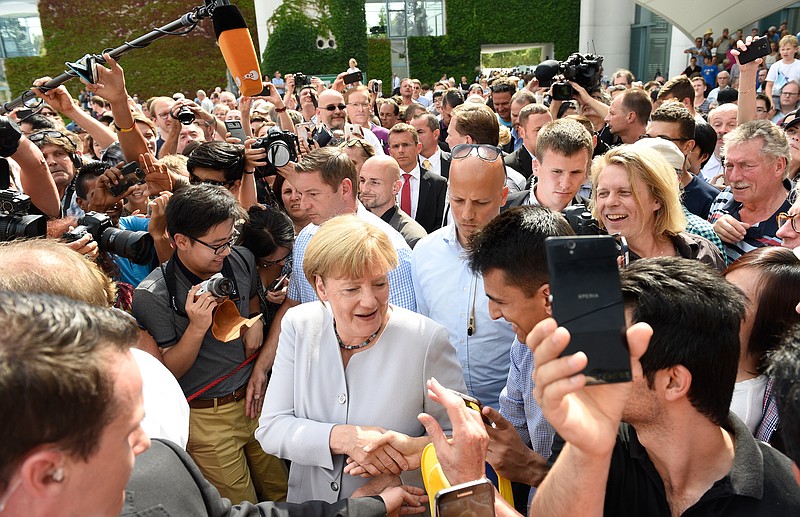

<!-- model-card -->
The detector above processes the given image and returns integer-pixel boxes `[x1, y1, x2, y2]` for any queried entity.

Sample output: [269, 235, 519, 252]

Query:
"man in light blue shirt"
[466, 205, 573, 493]
[411, 144, 514, 410]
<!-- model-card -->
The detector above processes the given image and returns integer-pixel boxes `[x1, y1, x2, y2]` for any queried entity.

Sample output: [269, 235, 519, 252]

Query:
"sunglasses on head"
[28, 130, 68, 143]
[451, 144, 502, 162]
[323, 104, 347, 112]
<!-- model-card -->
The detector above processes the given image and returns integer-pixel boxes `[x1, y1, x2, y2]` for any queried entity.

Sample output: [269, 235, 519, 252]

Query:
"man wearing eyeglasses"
[411, 143, 516, 410]
[772, 80, 800, 124]
[132, 184, 289, 505]
[648, 103, 720, 220]
[317, 89, 348, 134]
[343, 86, 386, 155]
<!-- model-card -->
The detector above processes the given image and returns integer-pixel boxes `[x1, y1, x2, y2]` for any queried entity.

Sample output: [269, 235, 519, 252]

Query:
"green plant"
[367, 38, 392, 96]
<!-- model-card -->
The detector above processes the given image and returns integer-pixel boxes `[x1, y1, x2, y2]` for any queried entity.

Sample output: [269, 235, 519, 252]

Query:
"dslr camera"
[171, 104, 195, 125]
[293, 73, 311, 87]
[251, 127, 299, 177]
[63, 211, 154, 264]
[535, 53, 604, 101]
[197, 272, 235, 298]
[0, 189, 46, 241]
[562, 204, 601, 235]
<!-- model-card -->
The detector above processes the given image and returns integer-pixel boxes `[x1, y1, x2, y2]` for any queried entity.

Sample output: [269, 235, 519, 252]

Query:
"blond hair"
[304, 215, 398, 294]
[590, 145, 686, 237]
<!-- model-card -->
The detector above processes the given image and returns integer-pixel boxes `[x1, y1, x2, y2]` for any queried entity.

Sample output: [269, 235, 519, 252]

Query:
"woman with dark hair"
[273, 174, 310, 234]
[240, 206, 295, 333]
[724, 246, 800, 443]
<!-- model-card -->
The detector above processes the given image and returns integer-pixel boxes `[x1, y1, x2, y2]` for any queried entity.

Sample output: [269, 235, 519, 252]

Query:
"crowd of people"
[2, 19, 800, 517]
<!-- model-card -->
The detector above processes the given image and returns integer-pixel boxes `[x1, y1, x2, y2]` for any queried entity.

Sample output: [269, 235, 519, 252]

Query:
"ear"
[540, 283, 552, 317]
[416, 142, 423, 154]
[391, 179, 402, 196]
[792, 462, 800, 486]
[18, 448, 67, 501]
[173, 233, 193, 252]
[76, 197, 88, 211]
[340, 177, 353, 197]
[315, 276, 328, 301]
[774, 156, 788, 178]
[500, 185, 509, 206]
[682, 139, 696, 156]
[465, 135, 475, 145]
[663, 365, 692, 401]
[531, 157, 540, 178]
[229, 179, 241, 196]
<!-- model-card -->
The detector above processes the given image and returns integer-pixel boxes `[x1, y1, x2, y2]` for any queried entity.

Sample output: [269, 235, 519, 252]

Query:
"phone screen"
[435, 480, 495, 517]
[545, 235, 631, 384]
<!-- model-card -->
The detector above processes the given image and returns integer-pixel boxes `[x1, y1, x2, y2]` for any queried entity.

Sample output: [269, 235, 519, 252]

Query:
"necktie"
[401, 173, 412, 214]
[423, 159, 431, 171]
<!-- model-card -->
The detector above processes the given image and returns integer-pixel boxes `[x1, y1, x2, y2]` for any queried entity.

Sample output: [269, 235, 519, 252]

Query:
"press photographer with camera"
[132, 183, 289, 504]
[158, 98, 226, 159]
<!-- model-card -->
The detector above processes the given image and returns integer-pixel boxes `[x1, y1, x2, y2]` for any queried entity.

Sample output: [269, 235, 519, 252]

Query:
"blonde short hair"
[590, 145, 686, 237]
[304, 215, 398, 293]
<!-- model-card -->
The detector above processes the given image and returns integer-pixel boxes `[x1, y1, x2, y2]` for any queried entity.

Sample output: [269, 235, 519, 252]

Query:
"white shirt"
[700, 153, 723, 183]
[730, 375, 769, 434]
[397, 163, 422, 218]
[131, 348, 190, 449]
[421, 148, 443, 177]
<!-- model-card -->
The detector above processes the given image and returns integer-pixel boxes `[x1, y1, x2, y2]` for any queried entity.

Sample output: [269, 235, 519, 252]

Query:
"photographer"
[158, 99, 226, 159]
[132, 184, 289, 504]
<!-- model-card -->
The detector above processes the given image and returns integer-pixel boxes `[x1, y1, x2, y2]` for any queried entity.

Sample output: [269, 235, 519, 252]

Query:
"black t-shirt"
[549, 414, 800, 516]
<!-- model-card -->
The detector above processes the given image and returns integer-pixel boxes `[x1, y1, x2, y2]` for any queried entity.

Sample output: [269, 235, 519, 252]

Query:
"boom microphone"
[212, 4, 263, 97]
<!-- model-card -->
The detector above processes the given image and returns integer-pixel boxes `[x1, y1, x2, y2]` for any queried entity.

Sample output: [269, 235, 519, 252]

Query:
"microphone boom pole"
[0, 0, 231, 114]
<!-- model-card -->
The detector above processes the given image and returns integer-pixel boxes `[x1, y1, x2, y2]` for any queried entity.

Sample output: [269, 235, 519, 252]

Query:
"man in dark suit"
[504, 104, 552, 180]
[389, 123, 448, 233]
[410, 112, 452, 178]
[503, 118, 593, 212]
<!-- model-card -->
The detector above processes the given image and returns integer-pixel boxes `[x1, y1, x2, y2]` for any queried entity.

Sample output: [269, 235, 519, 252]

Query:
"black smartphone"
[343, 71, 363, 85]
[258, 83, 271, 97]
[545, 235, 631, 384]
[312, 125, 334, 147]
[225, 120, 248, 143]
[738, 36, 770, 65]
[434, 479, 495, 517]
[109, 161, 145, 197]
[66, 54, 97, 84]
[268, 272, 289, 292]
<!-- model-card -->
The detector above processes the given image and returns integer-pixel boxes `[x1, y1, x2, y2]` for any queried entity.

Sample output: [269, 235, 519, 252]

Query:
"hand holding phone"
[737, 36, 770, 65]
[435, 479, 495, 517]
[225, 120, 248, 144]
[343, 71, 363, 85]
[268, 273, 289, 292]
[109, 162, 146, 197]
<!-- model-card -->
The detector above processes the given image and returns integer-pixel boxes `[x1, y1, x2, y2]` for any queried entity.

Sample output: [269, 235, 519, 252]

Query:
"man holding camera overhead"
[132, 184, 289, 505]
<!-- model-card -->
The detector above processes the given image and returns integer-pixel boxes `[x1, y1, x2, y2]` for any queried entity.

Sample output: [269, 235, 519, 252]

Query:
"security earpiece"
[51, 468, 64, 482]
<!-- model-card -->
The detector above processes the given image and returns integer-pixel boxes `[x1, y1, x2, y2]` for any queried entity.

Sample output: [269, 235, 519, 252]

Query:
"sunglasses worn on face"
[451, 143, 502, 162]
[323, 104, 347, 112]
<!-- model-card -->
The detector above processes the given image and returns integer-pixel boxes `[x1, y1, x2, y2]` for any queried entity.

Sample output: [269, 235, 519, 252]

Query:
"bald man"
[411, 146, 516, 409]
[317, 89, 347, 131]
[359, 155, 428, 248]
[700, 103, 738, 183]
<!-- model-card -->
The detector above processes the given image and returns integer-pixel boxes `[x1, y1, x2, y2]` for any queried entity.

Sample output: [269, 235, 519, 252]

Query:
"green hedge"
[367, 38, 392, 95]
[408, 0, 581, 85]
[6, 0, 259, 100]
[261, 0, 368, 78]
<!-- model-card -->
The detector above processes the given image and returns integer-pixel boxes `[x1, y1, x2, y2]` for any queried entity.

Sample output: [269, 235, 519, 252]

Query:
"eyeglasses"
[193, 229, 239, 255]
[639, 134, 689, 143]
[782, 91, 799, 97]
[258, 249, 292, 268]
[451, 144, 502, 162]
[28, 130, 67, 143]
[189, 173, 234, 188]
[347, 102, 370, 110]
[323, 104, 347, 112]
[777, 212, 799, 233]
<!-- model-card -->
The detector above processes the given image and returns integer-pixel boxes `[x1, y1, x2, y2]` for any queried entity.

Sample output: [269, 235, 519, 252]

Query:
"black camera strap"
[161, 249, 245, 317]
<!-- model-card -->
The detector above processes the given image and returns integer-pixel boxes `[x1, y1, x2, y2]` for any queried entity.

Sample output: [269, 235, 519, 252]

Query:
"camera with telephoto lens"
[535, 53, 604, 101]
[196, 272, 235, 298]
[0, 189, 46, 241]
[294, 73, 310, 87]
[62, 211, 154, 264]
[562, 204, 601, 235]
[251, 127, 299, 177]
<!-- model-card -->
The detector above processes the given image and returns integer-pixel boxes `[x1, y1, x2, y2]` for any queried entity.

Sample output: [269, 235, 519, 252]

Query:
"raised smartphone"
[109, 161, 145, 197]
[544, 235, 631, 384]
[343, 71, 363, 85]
[738, 36, 770, 65]
[225, 120, 248, 144]
[435, 479, 495, 517]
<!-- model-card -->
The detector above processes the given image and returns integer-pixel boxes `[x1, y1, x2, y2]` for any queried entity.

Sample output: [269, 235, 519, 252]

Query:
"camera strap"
[161, 250, 245, 318]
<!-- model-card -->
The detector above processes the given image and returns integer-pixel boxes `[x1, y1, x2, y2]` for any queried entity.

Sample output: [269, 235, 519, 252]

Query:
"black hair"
[441, 89, 465, 109]
[620, 257, 745, 427]
[693, 122, 717, 169]
[74, 160, 109, 200]
[240, 206, 295, 259]
[766, 323, 800, 464]
[467, 206, 574, 296]
[21, 114, 55, 131]
[165, 184, 245, 240]
[186, 141, 245, 182]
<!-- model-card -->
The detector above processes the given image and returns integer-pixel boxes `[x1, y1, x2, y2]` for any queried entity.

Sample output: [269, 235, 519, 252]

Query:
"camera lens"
[100, 227, 154, 265]
[0, 214, 47, 241]
[567, 240, 576, 250]
[206, 277, 235, 297]
[176, 106, 195, 125]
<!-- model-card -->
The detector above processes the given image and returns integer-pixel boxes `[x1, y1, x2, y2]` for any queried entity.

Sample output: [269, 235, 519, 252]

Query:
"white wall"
[579, 0, 636, 80]
[254, 0, 284, 61]
[668, 27, 694, 78]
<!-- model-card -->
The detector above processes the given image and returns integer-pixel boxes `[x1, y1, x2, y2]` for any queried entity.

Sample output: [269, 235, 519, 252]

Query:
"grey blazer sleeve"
[122, 439, 387, 517]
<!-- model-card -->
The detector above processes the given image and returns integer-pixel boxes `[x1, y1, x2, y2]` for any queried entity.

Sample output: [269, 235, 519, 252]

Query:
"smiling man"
[465, 205, 573, 497]
[709, 120, 792, 262]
